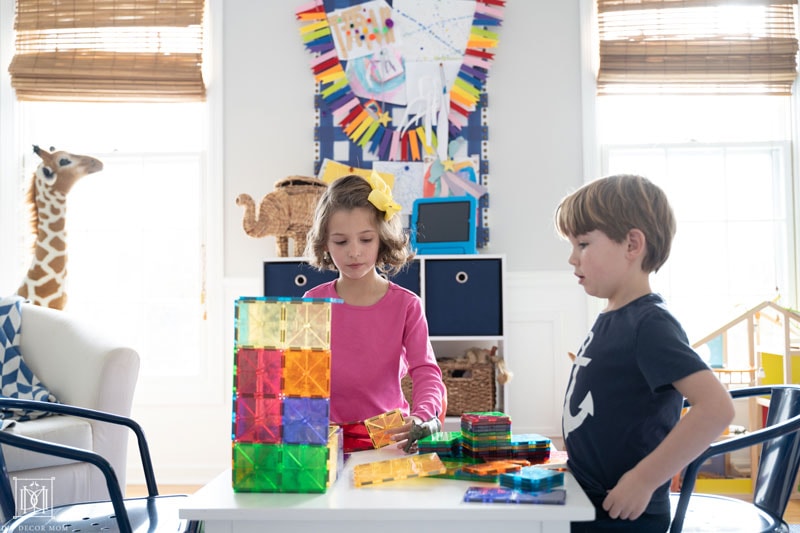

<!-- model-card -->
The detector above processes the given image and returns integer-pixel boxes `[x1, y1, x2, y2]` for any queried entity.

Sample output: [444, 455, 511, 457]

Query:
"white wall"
[142, 0, 591, 485]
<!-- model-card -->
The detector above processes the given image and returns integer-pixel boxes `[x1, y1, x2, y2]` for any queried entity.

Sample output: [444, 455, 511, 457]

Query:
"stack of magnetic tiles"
[231, 296, 342, 493]
[418, 411, 551, 463]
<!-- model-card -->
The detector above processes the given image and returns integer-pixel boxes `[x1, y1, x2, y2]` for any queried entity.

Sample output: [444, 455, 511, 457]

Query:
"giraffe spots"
[25, 265, 48, 281]
[47, 204, 64, 218]
[34, 278, 61, 299]
[49, 235, 66, 250]
[48, 255, 66, 273]
[48, 218, 66, 232]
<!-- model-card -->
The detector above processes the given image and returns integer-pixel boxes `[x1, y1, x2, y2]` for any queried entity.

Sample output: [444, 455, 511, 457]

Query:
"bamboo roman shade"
[8, 0, 206, 102]
[597, 0, 799, 95]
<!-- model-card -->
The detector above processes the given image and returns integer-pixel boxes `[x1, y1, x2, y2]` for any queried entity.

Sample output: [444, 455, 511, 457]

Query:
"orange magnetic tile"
[353, 453, 446, 487]
[364, 409, 405, 448]
[462, 460, 523, 476]
[283, 349, 331, 398]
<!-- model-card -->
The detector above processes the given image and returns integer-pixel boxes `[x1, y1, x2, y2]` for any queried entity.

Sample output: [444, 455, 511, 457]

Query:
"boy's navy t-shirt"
[562, 293, 710, 517]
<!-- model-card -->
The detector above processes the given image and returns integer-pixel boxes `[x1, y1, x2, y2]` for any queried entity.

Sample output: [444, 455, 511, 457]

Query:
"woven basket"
[402, 359, 496, 417]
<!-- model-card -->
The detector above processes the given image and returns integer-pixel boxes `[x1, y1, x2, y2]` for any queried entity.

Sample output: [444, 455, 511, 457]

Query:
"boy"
[555, 174, 735, 532]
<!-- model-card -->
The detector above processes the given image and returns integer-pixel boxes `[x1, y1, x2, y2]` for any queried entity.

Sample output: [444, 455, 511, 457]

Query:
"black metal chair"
[0, 398, 197, 533]
[670, 384, 800, 533]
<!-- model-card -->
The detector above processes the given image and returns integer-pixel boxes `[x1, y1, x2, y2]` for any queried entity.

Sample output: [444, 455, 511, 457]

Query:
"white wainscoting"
[504, 271, 589, 439]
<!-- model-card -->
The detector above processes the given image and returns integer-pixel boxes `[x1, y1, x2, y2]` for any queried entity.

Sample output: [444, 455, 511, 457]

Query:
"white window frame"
[0, 0, 226, 406]
[578, 0, 800, 332]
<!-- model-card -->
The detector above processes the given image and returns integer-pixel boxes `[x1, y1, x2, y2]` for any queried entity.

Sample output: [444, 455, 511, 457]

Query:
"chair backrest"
[671, 385, 800, 533]
[750, 385, 800, 516]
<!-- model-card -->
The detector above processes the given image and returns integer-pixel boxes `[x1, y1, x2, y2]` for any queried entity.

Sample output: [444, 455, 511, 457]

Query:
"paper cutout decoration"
[326, 1, 397, 61]
[296, 0, 505, 161]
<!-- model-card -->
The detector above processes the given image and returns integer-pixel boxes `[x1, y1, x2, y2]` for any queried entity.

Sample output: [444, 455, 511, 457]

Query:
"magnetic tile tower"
[232, 296, 339, 493]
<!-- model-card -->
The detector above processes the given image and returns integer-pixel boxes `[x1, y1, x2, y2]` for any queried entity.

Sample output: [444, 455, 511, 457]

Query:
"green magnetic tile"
[232, 443, 283, 492]
[282, 444, 329, 470]
[233, 466, 281, 492]
[232, 442, 283, 469]
[281, 467, 328, 493]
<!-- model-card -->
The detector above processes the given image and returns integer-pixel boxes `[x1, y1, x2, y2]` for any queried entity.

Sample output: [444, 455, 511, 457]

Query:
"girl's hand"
[385, 416, 423, 452]
[387, 416, 442, 453]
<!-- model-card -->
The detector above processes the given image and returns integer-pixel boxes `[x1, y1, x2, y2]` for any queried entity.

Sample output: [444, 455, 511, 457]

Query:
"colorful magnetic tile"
[283, 349, 331, 397]
[235, 299, 283, 348]
[510, 433, 551, 448]
[499, 466, 565, 492]
[281, 444, 329, 493]
[234, 348, 282, 396]
[433, 458, 497, 483]
[232, 443, 283, 492]
[461, 411, 511, 424]
[283, 397, 330, 445]
[364, 409, 405, 448]
[352, 453, 447, 487]
[283, 299, 333, 350]
[327, 425, 343, 487]
[462, 460, 523, 476]
[234, 395, 282, 443]
[463, 486, 567, 505]
[418, 431, 462, 457]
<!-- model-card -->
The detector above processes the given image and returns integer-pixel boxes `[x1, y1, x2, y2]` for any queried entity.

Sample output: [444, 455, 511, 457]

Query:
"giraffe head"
[17, 146, 105, 310]
[32, 145, 104, 196]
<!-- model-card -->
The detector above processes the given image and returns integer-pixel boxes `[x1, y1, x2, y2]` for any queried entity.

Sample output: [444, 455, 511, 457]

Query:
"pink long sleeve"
[304, 281, 445, 424]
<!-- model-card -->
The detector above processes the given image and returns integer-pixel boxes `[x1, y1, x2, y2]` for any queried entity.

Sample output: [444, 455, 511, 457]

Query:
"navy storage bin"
[424, 258, 503, 336]
[263, 260, 421, 298]
[263, 261, 337, 297]
[383, 260, 420, 295]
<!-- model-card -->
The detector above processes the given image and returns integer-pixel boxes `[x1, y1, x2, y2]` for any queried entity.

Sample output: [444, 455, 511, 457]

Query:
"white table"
[179, 447, 595, 533]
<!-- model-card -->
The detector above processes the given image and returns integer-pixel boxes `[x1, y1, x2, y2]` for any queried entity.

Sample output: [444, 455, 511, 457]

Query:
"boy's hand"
[602, 469, 654, 521]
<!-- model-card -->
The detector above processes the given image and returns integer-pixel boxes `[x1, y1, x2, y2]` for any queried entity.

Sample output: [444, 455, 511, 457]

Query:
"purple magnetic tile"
[283, 398, 329, 445]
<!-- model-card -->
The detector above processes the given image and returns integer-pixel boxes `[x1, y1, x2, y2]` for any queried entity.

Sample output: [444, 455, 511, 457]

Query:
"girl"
[304, 173, 446, 453]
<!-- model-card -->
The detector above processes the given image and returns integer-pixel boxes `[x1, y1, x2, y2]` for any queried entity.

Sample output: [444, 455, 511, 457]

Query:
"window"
[584, 1, 800, 364]
[0, 1, 221, 403]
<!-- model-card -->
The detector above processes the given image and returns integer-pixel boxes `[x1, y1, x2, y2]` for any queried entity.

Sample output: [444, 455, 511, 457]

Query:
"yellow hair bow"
[366, 170, 402, 221]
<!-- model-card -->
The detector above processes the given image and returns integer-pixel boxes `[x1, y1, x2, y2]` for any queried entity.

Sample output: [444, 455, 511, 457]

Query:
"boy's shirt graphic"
[563, 331, 594, 438]
[562, 294, 709, 517]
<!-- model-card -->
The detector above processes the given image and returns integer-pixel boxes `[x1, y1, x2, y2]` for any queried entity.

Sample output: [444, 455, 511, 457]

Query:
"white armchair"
[2, 303, 139, 507]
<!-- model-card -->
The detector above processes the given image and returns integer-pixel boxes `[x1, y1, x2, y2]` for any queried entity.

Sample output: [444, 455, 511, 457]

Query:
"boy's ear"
[626, 229, 647, 258]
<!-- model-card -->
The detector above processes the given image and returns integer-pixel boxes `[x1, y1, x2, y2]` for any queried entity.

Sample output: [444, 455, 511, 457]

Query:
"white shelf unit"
[262, 254, 507, 422]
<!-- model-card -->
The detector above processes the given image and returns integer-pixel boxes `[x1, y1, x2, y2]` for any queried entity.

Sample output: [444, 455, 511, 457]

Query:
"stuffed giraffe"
[16, 145, 104, 310]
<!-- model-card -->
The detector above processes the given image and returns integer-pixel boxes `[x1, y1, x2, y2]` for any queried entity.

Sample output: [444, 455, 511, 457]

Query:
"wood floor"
[128, 485, 800, 524]
[784, 497, 800, 523]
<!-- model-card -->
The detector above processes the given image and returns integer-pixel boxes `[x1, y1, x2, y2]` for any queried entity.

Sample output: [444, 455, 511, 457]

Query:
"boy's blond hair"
[555, 174, 676, 273]
[305, 174, 412, 276]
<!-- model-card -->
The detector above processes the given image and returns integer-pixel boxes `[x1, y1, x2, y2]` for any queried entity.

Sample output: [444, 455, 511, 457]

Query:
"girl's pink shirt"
[304, 280, 445, 424]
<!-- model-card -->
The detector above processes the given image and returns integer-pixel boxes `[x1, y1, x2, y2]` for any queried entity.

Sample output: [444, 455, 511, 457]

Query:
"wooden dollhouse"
[690, 300, 800, 494]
